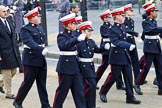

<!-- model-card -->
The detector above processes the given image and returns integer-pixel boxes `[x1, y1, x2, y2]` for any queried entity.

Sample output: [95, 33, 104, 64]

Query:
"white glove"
[138, 33, 142, 37]
[104, 43, 110, 50]
[12, 6, 17, 10]
[138, 39, 143, 45]
[42, 48, 48, 55]
[129, 44, 135, 51]
[77, 34, 86, 42]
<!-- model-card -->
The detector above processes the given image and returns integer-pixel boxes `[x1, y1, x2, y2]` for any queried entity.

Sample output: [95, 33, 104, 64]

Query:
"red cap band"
[79, 25, 92, 31]
[61, 17, 76, 25]
[100, 13, 111, 19]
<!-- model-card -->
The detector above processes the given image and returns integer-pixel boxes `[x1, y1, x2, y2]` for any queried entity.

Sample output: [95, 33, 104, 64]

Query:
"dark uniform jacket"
[0, 18, 19, 69]
[56, 29, 80, 75]
[20, 23, 46, 67]
[100, 22, 111, 55]
[142, 17, 162, 54]
[124, 17, 138, 44]
[109, 23, 132, 65]
[77, 39, 104, 78]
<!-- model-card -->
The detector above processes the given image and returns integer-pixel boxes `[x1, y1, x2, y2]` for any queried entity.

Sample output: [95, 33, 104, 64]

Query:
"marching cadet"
[13, 7, 51, 108]
[134, 4, 162, 95]
[123, 4, 141, 84]
[77, 21, 109, 108]
[139, 1, 158, 86]
[99, 7, 141, 104]
[96, 9, 125, 91]
[53, 13, 87, 108]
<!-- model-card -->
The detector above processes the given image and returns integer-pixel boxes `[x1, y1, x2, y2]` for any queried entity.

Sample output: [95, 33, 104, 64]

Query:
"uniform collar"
[65, 29, 72, 34]
[29, 23, 38, 27]
[104, 22, 110, 25]
[114, 22, 122, 27]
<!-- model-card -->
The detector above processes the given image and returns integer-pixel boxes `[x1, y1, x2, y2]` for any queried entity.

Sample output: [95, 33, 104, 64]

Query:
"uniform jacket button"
[83, 65, 86, 67]
[29, 52, 31, 54]
[115, 51, 117, 53]
[66, 59, 69, 61]
[149, 41, 151, 44]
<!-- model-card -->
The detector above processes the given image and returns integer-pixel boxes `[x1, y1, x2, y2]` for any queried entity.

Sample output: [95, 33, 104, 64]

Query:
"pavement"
[1, 8, 162, 108]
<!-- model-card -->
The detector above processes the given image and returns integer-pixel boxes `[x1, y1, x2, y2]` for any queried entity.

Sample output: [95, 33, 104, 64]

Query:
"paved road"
[0, 58, 162, 108]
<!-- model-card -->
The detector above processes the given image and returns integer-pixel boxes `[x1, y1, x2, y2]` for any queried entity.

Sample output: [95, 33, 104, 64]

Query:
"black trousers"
[84, 78, 96, 108]
[53, 73, 86, 108]
[100, 64, 134, 98]
[14, 65, 50, 108]
[129, 48, 140, 81]
[136, 53, 162, 89]
[96, 55, 124, 87]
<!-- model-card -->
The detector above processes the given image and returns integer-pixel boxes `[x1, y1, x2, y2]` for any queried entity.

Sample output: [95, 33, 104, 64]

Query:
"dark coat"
[100, 22, 111, 55]
[20, 23, 46, 67]
[142, 17, 162, 54]
[77, 39, 104, 78]
[0, 18, 19, 69]
[124, 17, 138, 44]
[109, 23, 131, 65]
[56, 29, 80, 75]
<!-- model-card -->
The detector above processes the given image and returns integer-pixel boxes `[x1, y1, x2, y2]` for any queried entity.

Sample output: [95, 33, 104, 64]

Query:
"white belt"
[103, 38, 110, 42]
[24, 44, 45, 49]
[39, 44, 45, 47]
[60, 51, 77, 55]
[145, 35, 160, 39]
[111, 44, 116, 47]
[78, 57, 93, 62]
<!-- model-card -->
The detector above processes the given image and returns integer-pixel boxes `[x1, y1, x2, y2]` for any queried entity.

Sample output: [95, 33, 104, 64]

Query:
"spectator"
[0, 5, 20, 99]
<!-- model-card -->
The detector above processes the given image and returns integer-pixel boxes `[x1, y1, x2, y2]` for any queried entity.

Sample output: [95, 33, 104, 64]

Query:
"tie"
[4, 20, 10, 32]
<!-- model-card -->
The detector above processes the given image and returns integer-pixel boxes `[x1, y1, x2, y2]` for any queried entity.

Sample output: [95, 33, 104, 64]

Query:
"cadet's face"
[126, 10, 133, 16]
[0, 6, 8, 18]
[30, 14, 41, 24]
[104, 17, 112, 23]
[152, 11, 158, 18]
[82, 29, 92, 38]
[116, 14, 125, 24]
[68, 22, 77, 31]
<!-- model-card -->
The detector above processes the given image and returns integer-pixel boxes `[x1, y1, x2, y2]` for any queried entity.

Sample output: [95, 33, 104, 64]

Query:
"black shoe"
[134, 85, 143, 95]
[116, 85, 126, 90]
[126, 97, 141, 104]
[0, 87, 5, 94]
[153, 79, 159, 86]
[19, 70, 23, 73]
[143, 80, 148, 84]
[96, 86, 99, 90]
[6, 94, 15, 99]
[13, 102, 23, 108]
[99, 92, 107, 103]
[158, 89, 162, 95]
